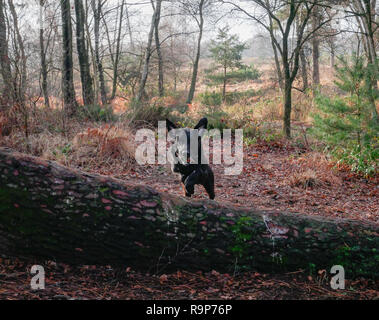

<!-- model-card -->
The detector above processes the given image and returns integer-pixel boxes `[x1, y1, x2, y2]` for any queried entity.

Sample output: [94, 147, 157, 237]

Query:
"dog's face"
[166, 118, 208, 171]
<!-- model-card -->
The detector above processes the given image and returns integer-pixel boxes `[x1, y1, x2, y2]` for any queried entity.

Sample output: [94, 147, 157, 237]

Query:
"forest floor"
[1, 258, 378, 300]
[116, 138, 379, 224]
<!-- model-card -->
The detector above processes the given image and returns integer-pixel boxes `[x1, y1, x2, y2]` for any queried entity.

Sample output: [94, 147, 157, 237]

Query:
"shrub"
[288, 169, 322, 189]
[225, 89, 259, 105]
[205, 110, 230, 131]
[206, 64, 261, 85]
[71, 125, 136, 172]
[198, 89, 259, 107]
[198, 91, 223, 107]
[126, 100, 173, 127]
[312, 56, 379, 176]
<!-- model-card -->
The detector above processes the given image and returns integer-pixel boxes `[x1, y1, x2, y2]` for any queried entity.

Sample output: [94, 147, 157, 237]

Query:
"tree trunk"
[0, 147, 378, 277]
[39, 0, 50, 109]
[84, 2, 98, 103]
[154, 2, 164, 98]
[8, 0, 26, 107]
[330, 45, 335, 68]
[272, 39, 283, 92]
[136, 0, 162, 103]
[282, 25, 293, 140]
[300, 49, 308, 91]
[110, 0, 125, 100]
[0, 0, 14, 111]
[186, 0, 205, 105]
[92, 0, 107, 106]
[312, 8, 320, 87]
[74, 0, 94, 106]
[267, 6, 283, 93]
[222, 66, 227, 102]
[283, 78, 292, 139]
[60, 0, 78, 116]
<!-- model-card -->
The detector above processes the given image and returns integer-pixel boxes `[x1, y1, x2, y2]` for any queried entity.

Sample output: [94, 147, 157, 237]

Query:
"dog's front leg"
[182, 172, 200, 198]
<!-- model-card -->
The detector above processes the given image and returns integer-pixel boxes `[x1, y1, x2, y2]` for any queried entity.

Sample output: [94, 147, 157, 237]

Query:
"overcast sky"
[17, 0, 361, 53]
[21, 0, 266, 45]
[114, 0, 262, 42]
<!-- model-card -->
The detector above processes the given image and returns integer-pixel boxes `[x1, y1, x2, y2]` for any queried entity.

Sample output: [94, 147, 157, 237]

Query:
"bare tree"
[74, 0, 94, 105]
[61, 0, 78, 115]
[92, 0, 107, 105]
[181, 0, 210, 104]
[222, 0, 333, 138]
[312, 5, 321, 86]
[39, 0, 50, 108]
[102, 0, 127, 100]
[347, 0, 379, 122]
[266, 0, 284, 91]
[323, 6, 338, 68]
[153, 0, 164, 97]
[136, 0, 162, 103]
[8, 0, 27, 108]
[349, 0, 378, 65]
[300, 48, 309, 91]
[112, 0, 125, 100]
[0, 0, 14, 110]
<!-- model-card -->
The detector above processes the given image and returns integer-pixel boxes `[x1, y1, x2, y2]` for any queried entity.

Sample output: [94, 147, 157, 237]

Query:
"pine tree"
[208, 27, 247, 102]
[312, 55, 379, 176]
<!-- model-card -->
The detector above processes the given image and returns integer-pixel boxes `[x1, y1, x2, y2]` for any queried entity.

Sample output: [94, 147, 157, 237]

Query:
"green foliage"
[51, 143, 72, 160]
[205, 109, 230, 132]
[243, 128, 283, 145]
[332, 245, 379, 278]
[209, 26, 247, 71]
[78, 104, 117, 122]
[199, 89, 259, 108]
[208, 27, 248, 100]
[225, 89, 259, 105]
[206, 65, 261, 85]
[230, 217, 253, 259]
[312, 56, 379, 176]
[198, 91, 223, 107]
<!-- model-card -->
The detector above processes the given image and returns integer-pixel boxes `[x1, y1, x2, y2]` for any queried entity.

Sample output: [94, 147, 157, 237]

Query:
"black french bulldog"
[166, 118, 215, 200]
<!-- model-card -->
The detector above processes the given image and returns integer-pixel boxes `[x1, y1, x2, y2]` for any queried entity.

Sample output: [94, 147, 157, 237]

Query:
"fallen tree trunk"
[0, 147, 378, 278]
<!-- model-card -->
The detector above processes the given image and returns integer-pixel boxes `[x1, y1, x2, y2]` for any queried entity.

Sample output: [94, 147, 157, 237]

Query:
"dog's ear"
[194, 118, 208, 130]
[166, 119, 177, 132]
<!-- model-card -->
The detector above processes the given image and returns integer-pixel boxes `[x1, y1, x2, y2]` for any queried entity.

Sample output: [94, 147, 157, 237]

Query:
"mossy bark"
[0, 148, 378, 278]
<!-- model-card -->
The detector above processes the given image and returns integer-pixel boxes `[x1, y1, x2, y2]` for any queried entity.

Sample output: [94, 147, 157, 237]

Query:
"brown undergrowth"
[0, 111, 137, 175]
